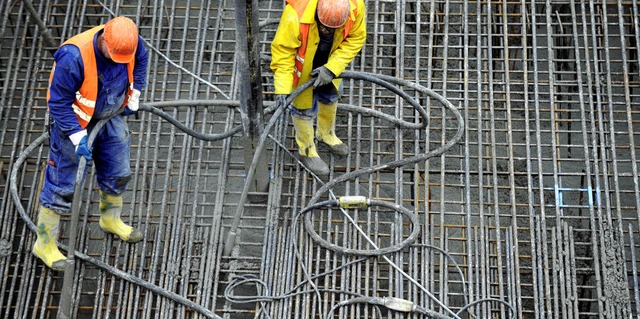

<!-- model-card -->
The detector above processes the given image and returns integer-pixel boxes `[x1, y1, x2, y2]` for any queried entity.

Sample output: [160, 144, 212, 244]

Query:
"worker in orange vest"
[34, 16, 148, 270]
[271, 0, 366, 176]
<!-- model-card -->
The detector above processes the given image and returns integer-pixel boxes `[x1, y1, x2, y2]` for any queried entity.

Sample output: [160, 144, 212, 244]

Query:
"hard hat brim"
[318, 19, 347, 29]
[108, 49, 136, 64]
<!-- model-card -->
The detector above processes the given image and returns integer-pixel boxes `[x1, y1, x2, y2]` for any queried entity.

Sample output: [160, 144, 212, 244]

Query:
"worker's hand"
[127, 89, 141, 111]
[275, 94, 288, 109]
[310, 66, 335, 88]
[75, 135, 92, 161]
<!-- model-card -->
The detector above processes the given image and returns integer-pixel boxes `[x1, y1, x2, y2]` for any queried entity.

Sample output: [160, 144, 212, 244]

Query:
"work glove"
[127, 89, 141, 111]
[74, 135, 92, 161]
[310, 66, 335, 88]
[275, 94, 288, 109]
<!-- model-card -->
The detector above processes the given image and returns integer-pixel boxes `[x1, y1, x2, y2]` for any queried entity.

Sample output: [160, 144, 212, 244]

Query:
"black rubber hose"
[301, 199, 421, 256]
[326, 296, 453, 319]
[16, 4, 460, 315]
[223, 78, 316, 255]
[9, 128, 223, 319]
[307, 71, 464, 207]
[298, 199, 339, 213]
[59, 113, 119, 319]
[224, 70, 433, 254]
[32, 76, 426, 148]
[20, 0, 58, 54]
[10, 133, 48, 234]
[145, 95, 431, 132]
[11, 70, 460, 318]
[454, 298, 516, 318]
[137, 103, 243, 141]
[299, 72, 464, 257]
[337, 71, 430, 130]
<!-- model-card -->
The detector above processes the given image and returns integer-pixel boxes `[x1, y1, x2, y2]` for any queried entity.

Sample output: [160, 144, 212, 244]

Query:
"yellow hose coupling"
[338, 196, 368, 209]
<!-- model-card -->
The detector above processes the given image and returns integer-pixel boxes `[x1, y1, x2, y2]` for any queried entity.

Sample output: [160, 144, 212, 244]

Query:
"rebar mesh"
[1, 0, 639, 318]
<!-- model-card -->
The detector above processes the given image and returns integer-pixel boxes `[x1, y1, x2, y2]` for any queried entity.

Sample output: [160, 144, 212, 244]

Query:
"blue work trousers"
[290, 83, 341, 120]
[40, 115, 131, 213]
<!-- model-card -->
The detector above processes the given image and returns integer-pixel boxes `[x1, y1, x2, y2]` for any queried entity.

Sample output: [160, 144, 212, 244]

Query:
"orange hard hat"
[317, 0, 350, 28]
[103, 16, 138, 63]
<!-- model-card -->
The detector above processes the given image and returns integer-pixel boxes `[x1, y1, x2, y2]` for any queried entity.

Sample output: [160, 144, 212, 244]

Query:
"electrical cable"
[305, 71, 465, 207]
[295, 73, 466, 318]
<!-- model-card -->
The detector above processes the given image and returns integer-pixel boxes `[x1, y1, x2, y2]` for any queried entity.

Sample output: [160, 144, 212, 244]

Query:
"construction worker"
[33, 16, 148, 270]
[271, 0, 366, 176]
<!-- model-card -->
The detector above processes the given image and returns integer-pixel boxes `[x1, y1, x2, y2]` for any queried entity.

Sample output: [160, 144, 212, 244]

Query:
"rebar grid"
[1, 0, 639, 319]
[0, 1, 269, 318]
[262, 0, 640, 318]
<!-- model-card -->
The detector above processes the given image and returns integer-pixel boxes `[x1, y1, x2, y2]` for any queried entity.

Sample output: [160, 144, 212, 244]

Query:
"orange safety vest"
[287, 0, 358, 86]
[47, 25, 135, 128]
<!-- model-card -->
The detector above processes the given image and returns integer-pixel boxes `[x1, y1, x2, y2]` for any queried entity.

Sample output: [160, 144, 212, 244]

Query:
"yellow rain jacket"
[271, 0, 366, 109]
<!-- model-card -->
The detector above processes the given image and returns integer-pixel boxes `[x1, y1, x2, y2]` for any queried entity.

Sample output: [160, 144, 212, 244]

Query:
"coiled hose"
[219, 71, 507, 319]
[10, 113, 223, 319]
[10, 71, 516, 318]
[11, 1, 504, 317]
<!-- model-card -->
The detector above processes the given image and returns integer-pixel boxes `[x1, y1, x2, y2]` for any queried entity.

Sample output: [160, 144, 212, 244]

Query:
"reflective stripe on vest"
[47, 25, 135, 128]
[288, 0, 358, 86]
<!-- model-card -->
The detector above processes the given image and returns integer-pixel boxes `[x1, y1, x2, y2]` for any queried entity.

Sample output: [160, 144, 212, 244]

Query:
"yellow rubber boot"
[291, 116, 329, 176]
[316, 102, 349, 156]
[32, 206, 67, 270]
[99, 191, 143, 243]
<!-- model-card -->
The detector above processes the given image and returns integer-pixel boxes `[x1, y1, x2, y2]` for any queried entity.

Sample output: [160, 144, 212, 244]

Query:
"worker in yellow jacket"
[271, 0, 366, 176]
